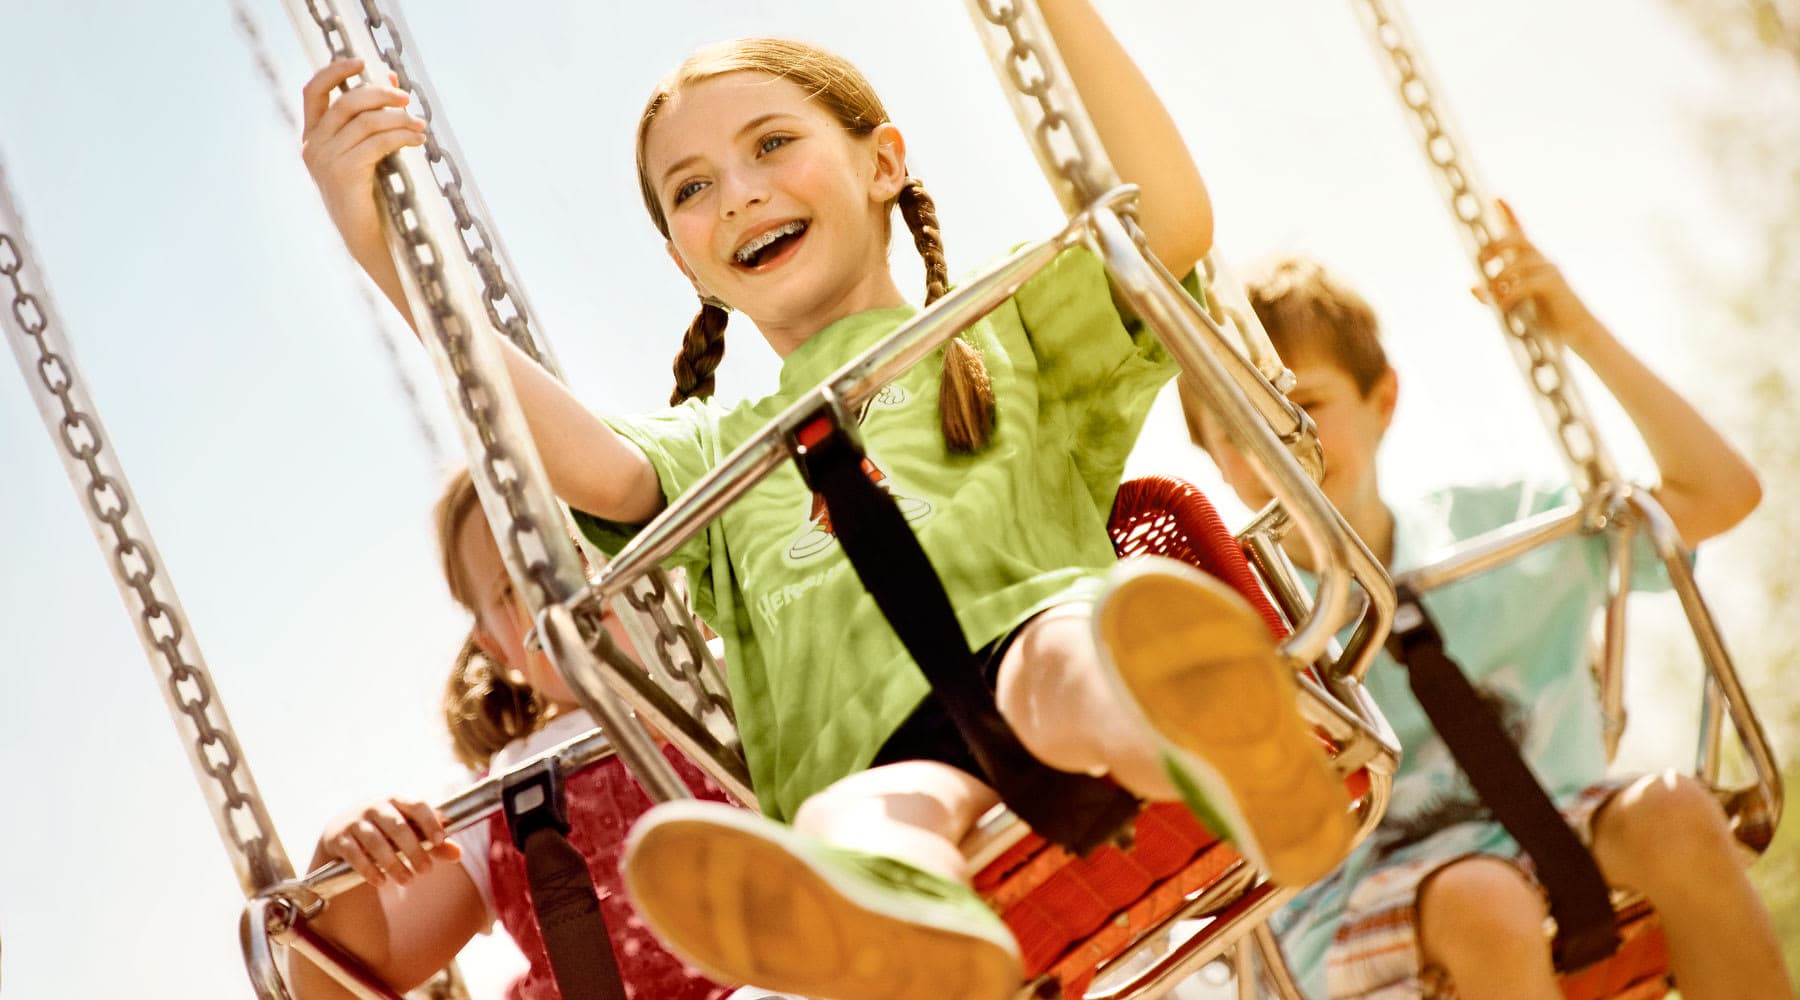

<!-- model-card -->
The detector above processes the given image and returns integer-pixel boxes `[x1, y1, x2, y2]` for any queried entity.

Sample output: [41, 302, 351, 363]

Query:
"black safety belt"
[1385, 585, 1620, 971]
[502, 760, 629, 1000]
[789, 411, 1140, 856]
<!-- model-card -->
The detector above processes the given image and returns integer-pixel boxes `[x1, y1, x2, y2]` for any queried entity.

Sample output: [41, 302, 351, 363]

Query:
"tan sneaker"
[1092, 555, 1354, 886]
[623, 800, 1022, 1000]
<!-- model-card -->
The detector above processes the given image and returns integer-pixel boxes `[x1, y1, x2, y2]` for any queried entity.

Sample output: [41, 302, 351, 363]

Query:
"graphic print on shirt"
[785, 383, 933, 562]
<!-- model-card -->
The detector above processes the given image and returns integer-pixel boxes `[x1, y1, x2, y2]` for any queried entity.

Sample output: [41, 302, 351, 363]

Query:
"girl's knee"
[1418, 857, 1550, 961]
[793, 761, 995, 842]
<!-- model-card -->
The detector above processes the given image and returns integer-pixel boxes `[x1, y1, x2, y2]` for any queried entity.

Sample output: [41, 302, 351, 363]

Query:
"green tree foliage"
[1662, 0, 1800, 973]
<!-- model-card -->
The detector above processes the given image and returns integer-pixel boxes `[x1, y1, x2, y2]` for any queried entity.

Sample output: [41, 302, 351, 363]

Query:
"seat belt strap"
[1386, 585, 1620, 971]
[502, 760, 629, 1000]
[790, 412, 1139, 855]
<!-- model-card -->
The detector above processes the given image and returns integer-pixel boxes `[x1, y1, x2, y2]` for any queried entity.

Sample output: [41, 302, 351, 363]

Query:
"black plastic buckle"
[501, 758, 571, 851]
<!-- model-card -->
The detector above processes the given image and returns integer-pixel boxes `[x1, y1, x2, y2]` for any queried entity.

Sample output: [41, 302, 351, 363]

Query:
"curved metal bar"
[1085, 210, 1357, 668]
[1598, 514, 1634, 761]
[241, 898, 298, 1000]
[0, 161, 295, 896]
[1393, 503, 1587, 594]
[1623, 489, 1783, 848]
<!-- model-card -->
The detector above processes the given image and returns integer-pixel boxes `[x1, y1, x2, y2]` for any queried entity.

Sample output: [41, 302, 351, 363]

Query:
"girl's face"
[643, 71, 909, 350]
[456, 513, 575, 706]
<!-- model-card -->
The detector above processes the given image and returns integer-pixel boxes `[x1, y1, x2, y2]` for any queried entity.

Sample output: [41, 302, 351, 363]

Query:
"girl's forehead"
[645, 72, 824, 157]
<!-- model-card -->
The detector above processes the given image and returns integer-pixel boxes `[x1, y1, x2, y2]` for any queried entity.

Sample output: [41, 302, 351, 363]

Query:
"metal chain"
[0, 191, 291, 896]
[340, 0, 741, 735]
[354, 0, 551, 370]
[1348, 0, 1618, 497]
[231, 0, 452, 471]
[970, 0, 1114, 214]
[295, 1, 564, 610]
[621, 570, 738, 739]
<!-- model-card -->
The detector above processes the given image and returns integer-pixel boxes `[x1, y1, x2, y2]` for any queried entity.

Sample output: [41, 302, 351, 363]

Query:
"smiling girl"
[301, 7, 1350, 998]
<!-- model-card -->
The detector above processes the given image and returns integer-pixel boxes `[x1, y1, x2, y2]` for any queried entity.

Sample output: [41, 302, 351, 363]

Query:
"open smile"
[731, 219, 810, 271]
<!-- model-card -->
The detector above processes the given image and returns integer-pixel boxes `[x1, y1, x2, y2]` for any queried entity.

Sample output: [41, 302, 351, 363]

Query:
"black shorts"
[868, 622, 1028, 782]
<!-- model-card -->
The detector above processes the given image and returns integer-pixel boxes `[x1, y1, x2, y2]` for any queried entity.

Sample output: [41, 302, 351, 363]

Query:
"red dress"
[486, 742, 735, 1000]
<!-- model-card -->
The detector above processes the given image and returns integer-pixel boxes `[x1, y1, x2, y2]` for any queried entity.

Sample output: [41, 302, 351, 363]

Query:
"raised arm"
[1478, 201, 1762, 547]
[1036, 0, 1214, 273]
[299, 59, 663, 524]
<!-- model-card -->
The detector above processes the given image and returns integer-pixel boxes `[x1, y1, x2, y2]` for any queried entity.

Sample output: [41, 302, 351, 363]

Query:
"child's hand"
[1472, 200, 1605, 356]
[299, 59, 427, 279]
[320, 796, 460, 887]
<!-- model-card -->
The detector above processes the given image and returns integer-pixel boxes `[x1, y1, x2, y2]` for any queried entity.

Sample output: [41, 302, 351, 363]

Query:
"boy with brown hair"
[1183, 203, 1788, 1000]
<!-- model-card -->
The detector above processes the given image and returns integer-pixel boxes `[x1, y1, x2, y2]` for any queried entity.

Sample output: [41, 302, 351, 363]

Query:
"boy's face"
[1198, 354, 1397, 518]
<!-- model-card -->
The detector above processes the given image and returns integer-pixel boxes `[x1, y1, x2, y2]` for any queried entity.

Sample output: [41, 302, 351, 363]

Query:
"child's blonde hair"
[434, 470, 548, 769]
[635, 37, 995, 452]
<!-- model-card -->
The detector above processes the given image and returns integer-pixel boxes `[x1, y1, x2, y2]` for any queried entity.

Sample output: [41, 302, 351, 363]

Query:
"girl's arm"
[300, 59, 663, 524]
[1035, 0, 1214, 274]
[289, 798, 487, 998]
[1479, 201, 1762, 548]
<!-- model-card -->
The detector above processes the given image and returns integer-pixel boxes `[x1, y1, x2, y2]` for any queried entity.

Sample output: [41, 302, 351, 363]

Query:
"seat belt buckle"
[788, 395, 865, 491]
[501, 758, 571, 851]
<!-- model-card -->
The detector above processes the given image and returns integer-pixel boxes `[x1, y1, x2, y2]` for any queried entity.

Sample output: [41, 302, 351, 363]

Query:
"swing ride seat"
[957, 473, 1376, 999]
[1384, 487, 1784, 1000]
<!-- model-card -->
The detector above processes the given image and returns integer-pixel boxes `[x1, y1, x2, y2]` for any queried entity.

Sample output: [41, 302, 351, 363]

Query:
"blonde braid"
[899, 177, 994, 452]
[670, 300, 731, 405]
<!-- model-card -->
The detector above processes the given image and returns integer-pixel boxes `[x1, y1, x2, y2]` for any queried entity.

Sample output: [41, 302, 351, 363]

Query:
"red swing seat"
[968, 474, 1371, 996]
[1558, 897, 1670, 1000]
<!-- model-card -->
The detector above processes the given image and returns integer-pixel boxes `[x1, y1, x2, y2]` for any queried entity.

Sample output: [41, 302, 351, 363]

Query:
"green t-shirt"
[580, 247, 1181, 821]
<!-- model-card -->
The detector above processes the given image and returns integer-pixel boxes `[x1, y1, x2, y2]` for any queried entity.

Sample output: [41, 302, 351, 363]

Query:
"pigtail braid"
[899, 177, 994, 453]
[670, 300, 731, 406]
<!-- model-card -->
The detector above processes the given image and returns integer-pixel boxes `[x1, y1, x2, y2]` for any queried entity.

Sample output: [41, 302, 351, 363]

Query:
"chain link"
[355, 0, 549, 369]
[621, 571, 738, 738]
[297, 1, 565, 614]
[1349, 0, 1617, 497]
[316, 0, 743, 753]
[971, 0, 1111, 213]
[0, 222, 291, 894]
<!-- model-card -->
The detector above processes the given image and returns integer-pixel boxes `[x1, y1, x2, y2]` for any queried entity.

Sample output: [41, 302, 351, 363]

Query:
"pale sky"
[0, 1, 1782, 997]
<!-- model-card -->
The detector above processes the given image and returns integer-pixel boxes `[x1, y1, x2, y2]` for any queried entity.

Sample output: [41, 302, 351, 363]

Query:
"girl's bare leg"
[992, 605, 1180, 800]
[794, 761, 1000, 879]
[1589, 772, 1791, 999]
[1416, 856, 1563, 1000]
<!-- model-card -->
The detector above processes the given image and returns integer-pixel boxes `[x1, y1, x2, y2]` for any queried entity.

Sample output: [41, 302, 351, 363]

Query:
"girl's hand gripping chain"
[300, 59, 427, 325]
[296, 60, 664, 525]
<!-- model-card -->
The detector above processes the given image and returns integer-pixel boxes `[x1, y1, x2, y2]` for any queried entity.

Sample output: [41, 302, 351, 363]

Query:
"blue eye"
[758, 134, 792, 155]
[673, 179, 707, 205]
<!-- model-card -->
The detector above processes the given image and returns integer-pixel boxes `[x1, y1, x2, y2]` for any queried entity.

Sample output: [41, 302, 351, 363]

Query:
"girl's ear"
[868, 123, 909, 202]
[665, 239, 710, 298]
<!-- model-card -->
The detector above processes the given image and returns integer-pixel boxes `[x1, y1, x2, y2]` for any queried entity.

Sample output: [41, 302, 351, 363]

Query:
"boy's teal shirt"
[578, 247, 1184, 822]
[1273, 480, 1674, 997]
